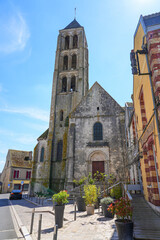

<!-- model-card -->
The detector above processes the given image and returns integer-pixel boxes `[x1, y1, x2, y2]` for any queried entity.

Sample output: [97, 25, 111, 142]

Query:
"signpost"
[8, 183, 10, 188]
[21, 181, 24, 191]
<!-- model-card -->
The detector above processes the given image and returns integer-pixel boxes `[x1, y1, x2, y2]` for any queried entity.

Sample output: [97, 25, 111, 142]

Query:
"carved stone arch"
[87, 150, 109, 177]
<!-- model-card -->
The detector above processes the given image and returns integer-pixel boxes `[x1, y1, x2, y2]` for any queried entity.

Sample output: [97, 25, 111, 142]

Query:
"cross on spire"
[74, 8, 76, 20]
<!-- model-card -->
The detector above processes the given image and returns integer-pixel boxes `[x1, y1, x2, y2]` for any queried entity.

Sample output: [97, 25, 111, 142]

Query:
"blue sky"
[0, 0, 159, 172]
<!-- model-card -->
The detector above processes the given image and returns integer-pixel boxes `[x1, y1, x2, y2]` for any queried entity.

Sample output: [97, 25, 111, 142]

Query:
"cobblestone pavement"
[12, 197, 118, 240]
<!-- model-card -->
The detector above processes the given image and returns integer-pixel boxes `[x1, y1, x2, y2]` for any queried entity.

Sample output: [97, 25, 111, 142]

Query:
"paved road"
[0, 194, 17, 240]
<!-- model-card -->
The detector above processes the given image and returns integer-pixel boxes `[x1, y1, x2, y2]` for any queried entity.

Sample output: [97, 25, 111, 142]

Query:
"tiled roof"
[64, 19, 82, 29]
[143, 12, 160, 26]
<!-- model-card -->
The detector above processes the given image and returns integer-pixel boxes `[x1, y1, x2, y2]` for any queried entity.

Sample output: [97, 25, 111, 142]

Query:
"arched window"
[57, 140, 63, 161]
[63, 55, 68, 70]
[70, 76, 76, 91]
[40, 147, 44, 162]
[93, 122, 103, 141]
[60, 110, 63, 121]
[73, 35, 78, 48]
[72, 54, 76, 69]
[62, 77, 67, 92]
[65, 36, 69, 50]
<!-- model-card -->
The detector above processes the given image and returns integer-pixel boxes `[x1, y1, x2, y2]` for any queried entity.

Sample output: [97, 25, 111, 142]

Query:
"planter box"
[54, 205, 65, 228]
[86, 205, 94, 215]
[76, 197, 86, 211]
[101, 203, 114, 218]
[115, 219, 133, 240]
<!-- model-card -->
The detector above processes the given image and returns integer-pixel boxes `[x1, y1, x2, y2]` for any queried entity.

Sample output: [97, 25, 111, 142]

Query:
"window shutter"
[17, 171, 19, 178]
[13, 170, 16, 178]
[26, 171, 28, 179]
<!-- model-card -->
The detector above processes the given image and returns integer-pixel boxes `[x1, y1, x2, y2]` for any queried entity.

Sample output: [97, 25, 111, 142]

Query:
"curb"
[9, 200, 32, 240]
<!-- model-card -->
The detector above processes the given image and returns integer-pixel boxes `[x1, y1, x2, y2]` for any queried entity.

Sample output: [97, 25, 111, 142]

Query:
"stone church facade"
[31, 19, 126, 193]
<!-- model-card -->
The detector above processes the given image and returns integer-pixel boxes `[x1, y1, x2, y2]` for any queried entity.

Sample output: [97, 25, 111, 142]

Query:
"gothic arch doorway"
[88, 151, 107, 177]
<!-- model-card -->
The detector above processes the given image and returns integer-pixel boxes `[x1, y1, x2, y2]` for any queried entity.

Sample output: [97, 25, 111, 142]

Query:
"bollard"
[74, 195, 76, 221]
[42, 197, 44, 206]
[37, 214, 42, 240]
[30, 208, 35, 234]
[53, 224, 58, 240]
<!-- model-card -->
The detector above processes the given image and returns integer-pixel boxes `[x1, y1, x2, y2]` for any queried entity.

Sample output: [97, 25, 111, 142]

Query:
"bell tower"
[47, 19, 89, 191]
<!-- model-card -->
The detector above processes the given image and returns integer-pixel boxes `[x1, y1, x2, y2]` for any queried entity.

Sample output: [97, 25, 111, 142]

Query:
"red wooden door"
[92, 161, 104, 177]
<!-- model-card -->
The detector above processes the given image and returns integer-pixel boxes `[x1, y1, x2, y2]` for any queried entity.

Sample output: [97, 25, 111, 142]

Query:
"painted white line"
[0, 229, 15, 233]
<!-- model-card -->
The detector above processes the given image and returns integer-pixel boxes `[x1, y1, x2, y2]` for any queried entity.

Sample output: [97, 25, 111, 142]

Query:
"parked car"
[9, 189, 22, 200]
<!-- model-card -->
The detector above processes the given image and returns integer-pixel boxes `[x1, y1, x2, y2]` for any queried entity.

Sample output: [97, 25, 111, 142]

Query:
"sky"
[0, 0, 159, 172]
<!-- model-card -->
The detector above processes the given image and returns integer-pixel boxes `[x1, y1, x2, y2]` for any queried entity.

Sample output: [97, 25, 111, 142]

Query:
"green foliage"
[35, 191, 44, 197]
[73, 176, 87, 197]
[52, 190, 69, 206]
[108, 197, 132, 222]
[110, 185, 122, 199]
[87, 172, 95, 185]
[84, 185, 97, 206]
[97, 187, 101, 197]
[100, 197, 114, 205]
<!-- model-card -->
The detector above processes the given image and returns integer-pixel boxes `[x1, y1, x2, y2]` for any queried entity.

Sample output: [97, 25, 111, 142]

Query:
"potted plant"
[100, 196, 114, 218]
[73, 176, 87, 211]
[108, 197, 133, 239]
[84, 184, 97, 215]
[52, 190, 69, 228]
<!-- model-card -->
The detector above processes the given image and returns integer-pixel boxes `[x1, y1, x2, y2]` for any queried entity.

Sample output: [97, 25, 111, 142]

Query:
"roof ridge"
[144, 12, 160, 19]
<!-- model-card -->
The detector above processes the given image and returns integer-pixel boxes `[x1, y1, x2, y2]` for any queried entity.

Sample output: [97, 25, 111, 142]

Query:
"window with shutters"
[56, 140, 63, 161]
[13, 170, 19, 179]
[93, 122, 103, 141]
[26, 171, 31, 179]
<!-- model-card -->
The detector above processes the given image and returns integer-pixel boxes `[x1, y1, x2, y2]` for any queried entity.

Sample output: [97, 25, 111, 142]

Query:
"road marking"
[0, 229, 15, 233]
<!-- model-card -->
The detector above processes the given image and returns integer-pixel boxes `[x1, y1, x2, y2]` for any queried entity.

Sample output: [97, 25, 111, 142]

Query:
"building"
[31, 19, 126, 193]
[131, 12, 160, 207]
[0, 150, 32, 193]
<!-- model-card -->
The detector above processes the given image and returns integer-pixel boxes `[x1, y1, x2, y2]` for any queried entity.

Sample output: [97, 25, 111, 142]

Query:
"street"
[0, 194, 18, 240]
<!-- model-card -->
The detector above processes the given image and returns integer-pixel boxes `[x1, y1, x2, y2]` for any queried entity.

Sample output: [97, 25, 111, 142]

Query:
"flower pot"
[54, 205, 65, 228]
[101, 203, 114, 218]
[115, 219, 133, 240]
[86, 205, 94, 215]
[76, 196, 86, 211]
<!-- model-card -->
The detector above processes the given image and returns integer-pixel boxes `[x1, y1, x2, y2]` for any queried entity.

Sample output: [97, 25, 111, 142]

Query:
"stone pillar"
[69, 35, 73, 49]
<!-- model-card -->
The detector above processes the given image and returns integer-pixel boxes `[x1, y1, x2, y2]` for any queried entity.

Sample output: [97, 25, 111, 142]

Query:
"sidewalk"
[11, 196, 118, 240]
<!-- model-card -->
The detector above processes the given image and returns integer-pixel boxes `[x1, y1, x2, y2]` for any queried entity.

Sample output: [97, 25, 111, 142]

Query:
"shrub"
[100, 197, 114, 205]
[110, 185, 122, 199]
[84, 185, 97, 206]
[73, 176, 87, 197]
[52, 190, 69, 206]
[108, 197, 133, 222]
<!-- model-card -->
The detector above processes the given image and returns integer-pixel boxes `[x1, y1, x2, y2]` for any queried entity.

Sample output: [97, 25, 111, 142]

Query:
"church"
[31, 19, 126, 193]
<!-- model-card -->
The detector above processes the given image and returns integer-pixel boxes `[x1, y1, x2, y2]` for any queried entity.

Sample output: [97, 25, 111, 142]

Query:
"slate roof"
[64, 19, 82, 29]
[134, 12, 160, 38]
[143, 12, 160, 27]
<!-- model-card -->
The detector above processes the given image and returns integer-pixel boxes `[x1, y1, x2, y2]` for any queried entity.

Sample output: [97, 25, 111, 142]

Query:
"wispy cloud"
[0, 107, 49, 122]
[0, 10, 30, 54]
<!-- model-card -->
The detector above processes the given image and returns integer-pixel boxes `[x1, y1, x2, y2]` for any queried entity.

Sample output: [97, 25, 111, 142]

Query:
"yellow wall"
[133, 23, 160, 201]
